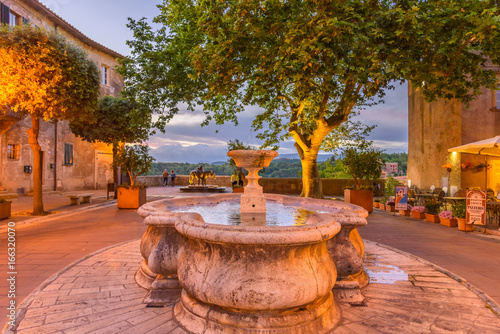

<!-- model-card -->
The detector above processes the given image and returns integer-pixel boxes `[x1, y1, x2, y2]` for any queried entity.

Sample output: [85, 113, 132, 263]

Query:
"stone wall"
[407, 80, 500, 192]
[137, 176, 384, 196]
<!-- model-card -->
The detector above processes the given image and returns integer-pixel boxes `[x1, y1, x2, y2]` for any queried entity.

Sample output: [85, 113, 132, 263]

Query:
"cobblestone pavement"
[8, 240, 500, 334]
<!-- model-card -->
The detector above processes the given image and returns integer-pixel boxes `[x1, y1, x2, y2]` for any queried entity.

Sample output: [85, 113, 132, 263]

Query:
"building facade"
[407, 65, 500, 194]
[0, 0, 123, 193]
[383, 162, 398, 175]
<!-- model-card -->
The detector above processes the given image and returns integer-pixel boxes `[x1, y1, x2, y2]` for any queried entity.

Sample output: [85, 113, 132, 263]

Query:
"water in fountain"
[169, 201, 329, 226]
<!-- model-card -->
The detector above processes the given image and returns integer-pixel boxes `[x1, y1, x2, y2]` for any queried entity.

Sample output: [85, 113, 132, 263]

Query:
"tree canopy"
[121, 0, 500, 198]
[70, 96, 150, 145]
[0, 24, 100, 214]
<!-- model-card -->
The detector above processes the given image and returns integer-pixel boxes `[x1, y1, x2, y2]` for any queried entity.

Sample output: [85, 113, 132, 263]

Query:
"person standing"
[170, 170, 176, 187]
[162, 169, 169, 186]
[231, 171, 239, 186]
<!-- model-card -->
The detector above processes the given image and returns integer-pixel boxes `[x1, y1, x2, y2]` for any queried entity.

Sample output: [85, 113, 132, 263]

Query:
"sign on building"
[395, 186, 408, 211]
[466, 190, 486, 225]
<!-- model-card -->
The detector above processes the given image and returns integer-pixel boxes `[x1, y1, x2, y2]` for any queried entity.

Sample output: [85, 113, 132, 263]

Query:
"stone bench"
[67, 193, 94, 205]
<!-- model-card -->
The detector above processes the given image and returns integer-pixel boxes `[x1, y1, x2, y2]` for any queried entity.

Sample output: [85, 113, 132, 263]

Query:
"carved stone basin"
[137, 194, 368, 333]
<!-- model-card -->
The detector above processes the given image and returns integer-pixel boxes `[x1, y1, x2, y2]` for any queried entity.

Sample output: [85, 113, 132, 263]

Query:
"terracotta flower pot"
[374, 202, 380, 208]
[0, 201, 11, 220]
[399, 210, 410, 216]
[379, 203, 385, 210]
[457, 218, 474, 232]
[232, 187, 244, 193]
[386, 205, 395, 212]
[440, 217, 457, 227]
[425, 213, 440, 223]
[411, 211, 425, 219]
[117, 186, 147, 209]
[344, 189, 373, 213]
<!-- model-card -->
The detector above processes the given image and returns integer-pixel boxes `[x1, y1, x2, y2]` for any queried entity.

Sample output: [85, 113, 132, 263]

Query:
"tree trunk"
[112, 142, 118, 184]
[296, 143, 323, 198]
[27, 115, 44, 215]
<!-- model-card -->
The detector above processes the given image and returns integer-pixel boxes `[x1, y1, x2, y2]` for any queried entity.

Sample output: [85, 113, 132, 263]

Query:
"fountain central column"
[227, 150, 278, 217]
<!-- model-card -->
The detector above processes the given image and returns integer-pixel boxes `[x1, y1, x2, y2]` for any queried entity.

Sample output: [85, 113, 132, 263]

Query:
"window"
[9, 12, 17, 26]
[64, 143, 73, 166]
[496, 85, 500, 110]
[1, 4, 10, 25]
[100, 65, 108, 85]
[7, 144, 20, 160]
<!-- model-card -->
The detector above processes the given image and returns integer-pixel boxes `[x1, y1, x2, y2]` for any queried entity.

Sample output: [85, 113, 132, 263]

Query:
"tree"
[121, 0, 500, 198]
[112, 145, 155, 187]
[70, 96, 151, 183]
[0, 24, 100, 215]
[342, 146, 384, 190]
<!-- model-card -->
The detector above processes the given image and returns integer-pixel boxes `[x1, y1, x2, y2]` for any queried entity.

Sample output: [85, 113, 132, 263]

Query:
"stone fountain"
[137, 149, 369, 333]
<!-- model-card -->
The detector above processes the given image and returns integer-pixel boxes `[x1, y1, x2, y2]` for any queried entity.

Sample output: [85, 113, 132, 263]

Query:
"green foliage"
[342, 147, 384, 190]
[384, 176, 400, 196]
[424, 200, 442, 216]
[70, 96, 151, 145]
[452, 201, 466, 219]
[113, 145, 155, 187]
[319, 160, 351, 179]
[0, 24, 100, 121]
[322, 117, 376, 156]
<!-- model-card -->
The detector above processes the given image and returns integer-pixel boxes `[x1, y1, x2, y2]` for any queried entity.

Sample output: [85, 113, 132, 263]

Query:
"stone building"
[383, 162, 398, 175]
[407, 64, 500, 194]
[0, 0, 123, 193]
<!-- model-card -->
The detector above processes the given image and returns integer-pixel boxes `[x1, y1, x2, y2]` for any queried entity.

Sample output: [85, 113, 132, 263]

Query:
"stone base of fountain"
[135, 259, 156, 289]
[174, 290, 341, 334]
[143, 275, 181, 307]
[333, 270, 370, 305]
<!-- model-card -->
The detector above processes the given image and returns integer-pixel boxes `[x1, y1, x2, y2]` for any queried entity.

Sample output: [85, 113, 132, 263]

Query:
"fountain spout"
[227, 150, 278, 215]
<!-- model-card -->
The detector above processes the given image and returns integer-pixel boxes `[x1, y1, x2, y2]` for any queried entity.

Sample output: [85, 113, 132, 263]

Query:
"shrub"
[374, 199, 381, 203]
[451, 201, 466, 219]
[385, 200, 395, 206]
[424, 201, 442, 215]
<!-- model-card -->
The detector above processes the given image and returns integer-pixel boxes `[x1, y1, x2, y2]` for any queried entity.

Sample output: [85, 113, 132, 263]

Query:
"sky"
[40, 0, 409, 163]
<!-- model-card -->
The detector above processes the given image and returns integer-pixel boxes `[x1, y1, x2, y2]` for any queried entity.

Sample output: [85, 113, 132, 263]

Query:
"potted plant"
[113, 144, 155, 209]
[378, 196, 387, 210]
[438, 211, 457, 227]
[342, 147, 384, 214]
[385, 200, 395, 212]
[424, 200, 441, 223]
[474, 163, 492, 173]
[374, 199, 380, 208]
[461, 161, 473, 171]
[411, 206, 425, 219]
[399, 204, 412, 216]
[452, 201, 473, 232]
[0, 198, 12, 220]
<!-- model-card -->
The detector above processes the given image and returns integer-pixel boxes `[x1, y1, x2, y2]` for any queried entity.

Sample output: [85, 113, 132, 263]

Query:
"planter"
[232, 187, 244, 193]
[411, 211, 425, 219]
[344, 189, 373, 213]
[399, 210, 410, 216]
[457, 218, 474, 232]
[440, 217, 457, 227]
[379, 203, 385, 210]
[0, 201, 11, 220]
[386, 205, 395, 212]
[117, 186, 147, 209]
[425, 213, 440, 223]
[373, 202, 380, 208]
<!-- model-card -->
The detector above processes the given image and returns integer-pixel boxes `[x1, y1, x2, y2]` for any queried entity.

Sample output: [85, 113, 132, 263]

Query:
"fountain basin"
[138, 193, 368, 332]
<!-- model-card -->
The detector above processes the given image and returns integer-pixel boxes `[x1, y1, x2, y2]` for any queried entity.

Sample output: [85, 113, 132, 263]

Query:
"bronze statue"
[189, 170, 215, 186]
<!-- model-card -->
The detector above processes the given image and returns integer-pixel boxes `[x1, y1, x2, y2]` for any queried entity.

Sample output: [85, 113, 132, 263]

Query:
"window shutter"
[1, 4, 10, 24]
[23, 17, 29, 24]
